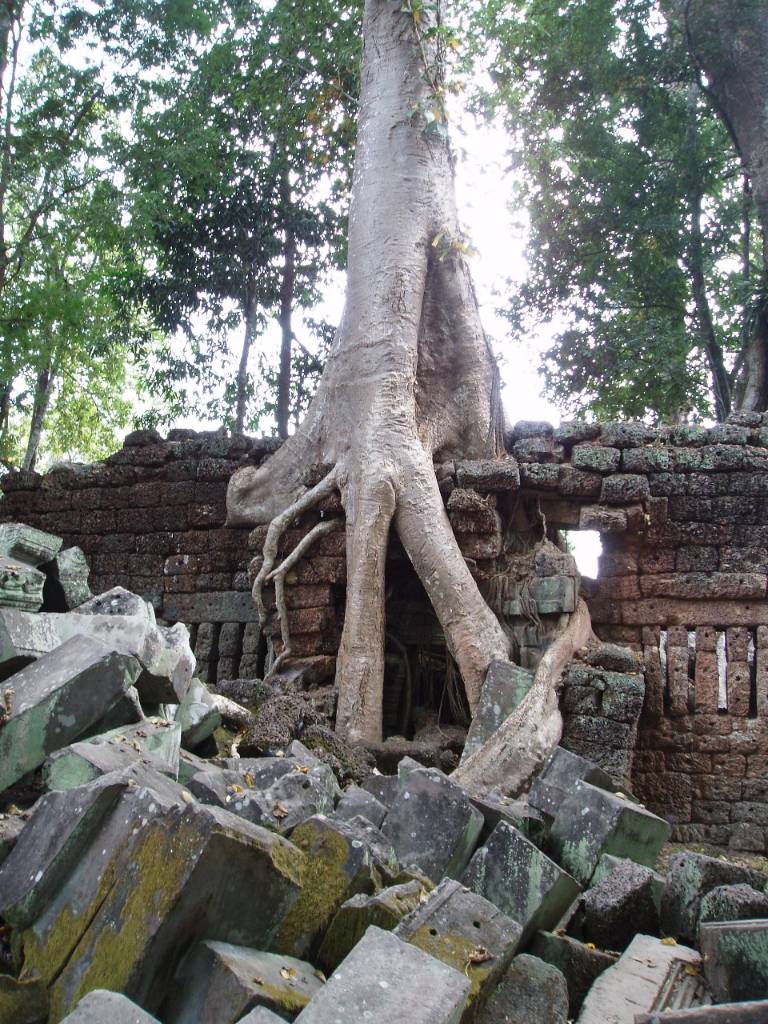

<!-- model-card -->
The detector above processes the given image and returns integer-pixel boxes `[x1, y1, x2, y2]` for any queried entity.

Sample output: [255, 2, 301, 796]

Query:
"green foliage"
[474, 0, 758, 421]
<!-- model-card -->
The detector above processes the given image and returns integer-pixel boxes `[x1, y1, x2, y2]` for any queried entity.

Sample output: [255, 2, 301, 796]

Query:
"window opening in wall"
[659, 628, 668, 710]
[562, 530, 601, 578]
[716, 630, 727, 711]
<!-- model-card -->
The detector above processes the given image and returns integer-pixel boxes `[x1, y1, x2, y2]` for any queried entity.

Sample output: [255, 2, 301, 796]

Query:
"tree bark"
[228, 0, 510, 745]
[277, 220, 296, 440]
[235, 281, 258, 435]
[684, 0, 768, 410]
[22, 357, 54, 472]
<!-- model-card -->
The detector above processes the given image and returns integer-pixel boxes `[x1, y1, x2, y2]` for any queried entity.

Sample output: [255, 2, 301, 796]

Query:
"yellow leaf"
[661, 937, 677, 946]
[281, 966, 297, 979]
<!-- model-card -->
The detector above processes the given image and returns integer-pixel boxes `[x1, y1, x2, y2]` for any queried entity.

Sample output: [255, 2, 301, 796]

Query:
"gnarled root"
[452, 598, 595, 800]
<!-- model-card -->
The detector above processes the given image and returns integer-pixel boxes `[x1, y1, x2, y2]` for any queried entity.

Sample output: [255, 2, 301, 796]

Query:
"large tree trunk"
[276, 222, 296, 441]
[684, 0, 768, 410]
[228, 0, 510, 745]
[22, 358, 54, 472]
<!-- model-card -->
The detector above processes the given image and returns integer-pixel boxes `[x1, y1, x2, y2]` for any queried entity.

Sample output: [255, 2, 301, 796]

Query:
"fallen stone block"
[461, 661, 535, 764]
[189, 756, 338, 834]
[591, 854, 665, 912]
[469, 793, 549, 847]
[59, 990, 160, 1023]
[0, 634, 141, 793]
[58, 990, 160, 1023]
[462, 821, 580, 946]
[173, 677, 221, 749]
[636, 1005, 768, 1023]
[334, 784, 388, 828]
[699, 920, 768, 1003]
[361, 773, 400, 808]
[294, 925, 470, 1023]
[382, 764, 483, 881]
[177, 747, 213, 787]
[528, 747, 613, 820]
[0, 587, 194, 703]
[45, 801, 305, 1020]
[576, 933, 702, 1024]
[530, 931, 617, 1017]
[0, 974, 48, 1024]
[87, 685, 144, 735]
[476, 953, 569, 1024]
[395, 878, 521, 1020]
[0, 556, 46, 612]
[549, 782, 670, 886]
[45, 546, 92, 611]
[165, 941, 323, 1024]
[275, 815, 383, 959]
[236, 1009, 287, 1024]
[317, 880, 426, 973]
[43, 717, 182, 791]
[0, 523, 62, 566]
[699, 884, 768, 932]
[661, 852, 768, 944]
[580, 859, 661, 951]
[0, 812, 26, 865]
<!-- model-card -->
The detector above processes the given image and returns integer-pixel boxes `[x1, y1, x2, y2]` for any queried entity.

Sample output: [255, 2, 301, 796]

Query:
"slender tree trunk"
[684, 88, 731, 420]
[685, 0, 768, 409]
[277, 222, 296, 440]
[22, 357, 54, 472]
[228, 0, 510, 745]
[235, 282, 258, 435]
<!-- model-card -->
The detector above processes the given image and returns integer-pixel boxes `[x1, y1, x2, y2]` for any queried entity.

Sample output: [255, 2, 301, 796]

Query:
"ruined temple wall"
[3, 413, 768, 849]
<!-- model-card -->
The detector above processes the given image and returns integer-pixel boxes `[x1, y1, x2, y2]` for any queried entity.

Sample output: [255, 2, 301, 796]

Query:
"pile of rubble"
[0, 524, 766, 1024]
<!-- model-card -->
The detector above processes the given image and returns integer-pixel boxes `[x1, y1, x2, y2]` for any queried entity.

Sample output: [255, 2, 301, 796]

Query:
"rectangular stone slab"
[0, 523, 62, 566]
[0, 634, 141, 793]
[636, 1005, 768, 1024]
[462, 821, 580, 946]
[528, 747, 613, 819]
[461, 661, 535, 764]
[294, 926, 470, 1024]
[699, 920, 768, 1004]
[549, 781, 670, 886]
[577, 934, 701, 1024]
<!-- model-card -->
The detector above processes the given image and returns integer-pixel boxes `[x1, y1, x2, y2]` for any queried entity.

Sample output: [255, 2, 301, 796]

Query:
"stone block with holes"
[395, 878, 522, 1021]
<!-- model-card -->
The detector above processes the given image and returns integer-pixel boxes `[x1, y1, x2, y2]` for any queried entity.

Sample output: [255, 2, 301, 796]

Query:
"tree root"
[268, 519, 343, 674]
[252, 466, 340, 628]
[452, 599, 595, 800]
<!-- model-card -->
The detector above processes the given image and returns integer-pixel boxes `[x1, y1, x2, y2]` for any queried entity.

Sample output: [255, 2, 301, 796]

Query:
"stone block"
[577, 933, 701, 1024]
[580, 859, 660, 951]
[530, 931, 616, 1017]
[43, 717, 182, 791]
[476, 953, 568, 1024]
[502, 575, 577, 616]
[661, 852, 768, 944]
[165, 941, 323, 1024]
[0, 522, 63, 565]
[462, 821, 580, 945]
[579, 505, 628, 533]
[572, 445, 621, 473]
[59, 990, 160, 1023]
[382, 765, 483, 882]
[395, 878, 522, 1017]
[549, 782, 670, 886]
[46, 547, 92, 611]
[334, 784, 388, 827]
[601, 474, 651, 505]
[275, 815, 384, 959]
[0, 555, 46, 612]
[461, 661, 535, 764]
[236, 1010, 286, 1024]
[45, 800, 304, 1020]
[699, 884, 768, 932]
[528, 747, 613, 820]
[0, 635, 141, 793]
[174, 677, 222, 748]
[456, 458, 520, 492]
[293, 926, 470, 1024]
[636, 1004, 768, 1023]
[318, 880, 426, 972]
[699, 920, 768, 1003]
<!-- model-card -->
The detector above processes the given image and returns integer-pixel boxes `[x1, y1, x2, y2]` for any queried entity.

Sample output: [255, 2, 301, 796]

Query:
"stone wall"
[3, 411, 768, 849]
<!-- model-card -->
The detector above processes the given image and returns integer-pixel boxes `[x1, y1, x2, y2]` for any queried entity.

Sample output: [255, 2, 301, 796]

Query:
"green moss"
[407, 925, 495, 1003]
[275, 822, 361, 959]
[0, 974, 48, 1024]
